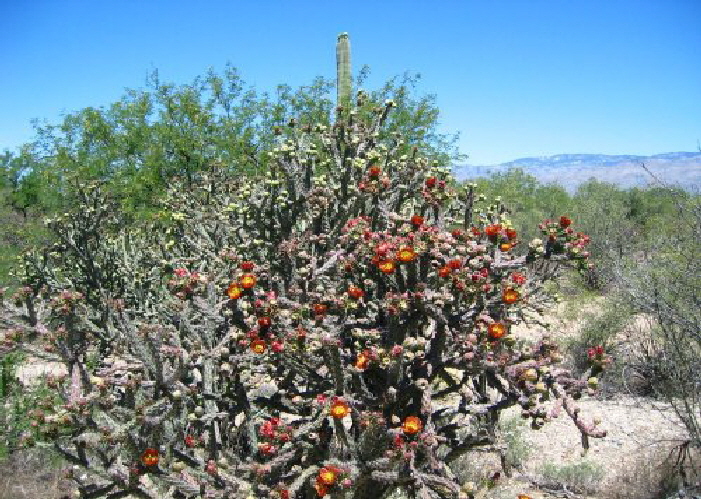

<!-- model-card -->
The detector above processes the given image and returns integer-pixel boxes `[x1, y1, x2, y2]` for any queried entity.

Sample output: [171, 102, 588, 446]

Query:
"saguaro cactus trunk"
[336, 32, 351, 108]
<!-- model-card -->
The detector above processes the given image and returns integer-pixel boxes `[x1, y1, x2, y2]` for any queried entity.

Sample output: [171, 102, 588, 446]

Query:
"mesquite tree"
[1, 95, 606, 499]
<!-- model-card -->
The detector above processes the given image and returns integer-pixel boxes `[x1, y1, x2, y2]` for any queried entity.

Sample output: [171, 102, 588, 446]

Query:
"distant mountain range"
[453, 152, 701, 192]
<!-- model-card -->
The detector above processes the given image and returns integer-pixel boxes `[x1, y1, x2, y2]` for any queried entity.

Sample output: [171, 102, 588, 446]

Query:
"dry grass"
[0, 446, 70, 499]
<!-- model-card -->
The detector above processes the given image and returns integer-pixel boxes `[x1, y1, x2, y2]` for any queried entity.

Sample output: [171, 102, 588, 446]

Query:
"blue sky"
[2, 0, 700, 165]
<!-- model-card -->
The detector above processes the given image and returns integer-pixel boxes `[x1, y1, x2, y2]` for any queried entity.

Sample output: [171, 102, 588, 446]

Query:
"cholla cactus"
[2, 91, 605, 499]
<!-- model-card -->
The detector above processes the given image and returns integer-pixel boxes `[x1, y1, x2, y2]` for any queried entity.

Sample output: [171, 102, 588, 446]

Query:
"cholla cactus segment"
[1, 72, 604, 499]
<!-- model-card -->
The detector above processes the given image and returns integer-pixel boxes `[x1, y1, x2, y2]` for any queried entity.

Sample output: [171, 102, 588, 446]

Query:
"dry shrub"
[597, 441, 701, 499]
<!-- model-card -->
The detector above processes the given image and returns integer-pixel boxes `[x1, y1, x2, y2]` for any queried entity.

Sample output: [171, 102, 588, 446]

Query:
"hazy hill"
[453, 152, 701, 192]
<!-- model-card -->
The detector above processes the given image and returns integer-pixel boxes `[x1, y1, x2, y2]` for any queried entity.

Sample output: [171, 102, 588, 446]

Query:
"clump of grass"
[499, 415, 531, 472]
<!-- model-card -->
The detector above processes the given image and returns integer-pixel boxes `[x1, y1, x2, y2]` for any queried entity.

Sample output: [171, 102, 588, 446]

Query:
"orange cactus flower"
[329, 400, 350, 419]
[506, 228, 518, 240]
[313, 304, 328, 316]
[517, 495, 533, 499]
[318, 466, 340, 485]
[438, 266, 452, 278]
[378, 260, 396, 274]
[348, 286, 364, 300]
[448, 259, 462, 270]
[397, 247, 417, 263]
[560, 216, 572, 228]
[503, 288, 520, 304]
[402, 416, 423, 435]
[368, 166, 381, 178]
[500, 243, 512, 252]
[141, 448, 159, 467]
[250, 339, 267, 354]
[240, 261, 255, 271]
[411, 215, 424, 226]
[227, 283, 243, 300]
[488, 322, 507, 340]
[355, 351, 370, 369]
[240, 274, 257, 289]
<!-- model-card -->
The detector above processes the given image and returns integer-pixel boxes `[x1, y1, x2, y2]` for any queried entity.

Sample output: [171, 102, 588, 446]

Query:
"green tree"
[21, 65, 463, 225]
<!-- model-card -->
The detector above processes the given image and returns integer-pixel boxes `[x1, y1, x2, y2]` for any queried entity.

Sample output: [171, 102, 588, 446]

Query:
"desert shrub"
[615, 197, 700, 441]
[0, 93, 605, 499]
[539, 459, 604, 495]
[564, 297, 630, 391]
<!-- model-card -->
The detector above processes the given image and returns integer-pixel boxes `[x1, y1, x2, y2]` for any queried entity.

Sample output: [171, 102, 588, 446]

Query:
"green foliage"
[0, 364, 66, 460]
[470, 168, 571, 244]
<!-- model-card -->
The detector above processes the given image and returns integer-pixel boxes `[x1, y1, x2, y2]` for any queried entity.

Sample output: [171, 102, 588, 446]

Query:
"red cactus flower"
[313, 304, 328, 316]
[425, 176, 437, 188]
[485, 224, 502, 238]
[488, 323, 507, 340]
[397, 247, 417, 263]
[511, 272, 526, 285]
[240, 274, 257, 289]
[227, 283, 243, 300]
[258, 442, 277, 456]
[369, 166, 381, 178]
[402, 416, 423, 435]
[411, 215, 424, 227]
[348, 286, 365, 299]
[471, 227, 482, 237]
[141, 448, 159, 467]
[258, 317, 272, 328]
[241, 261, 255, 271]
[184, 434, 196, 448]
[452, 229, 463, 239]
[314, 481, 328, 497]
[250, 339, 267, 354]
[378, 260, 396, 274]
[560, 216, 572, 228]
[506, 228, 518, 240]
[271, 340, 284, 353]
[438, 266, 452, 278]
[448, 259, 462, 270]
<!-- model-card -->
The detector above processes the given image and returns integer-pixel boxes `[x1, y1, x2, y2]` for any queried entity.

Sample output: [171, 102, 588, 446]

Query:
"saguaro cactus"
[336, 32, 351, 108]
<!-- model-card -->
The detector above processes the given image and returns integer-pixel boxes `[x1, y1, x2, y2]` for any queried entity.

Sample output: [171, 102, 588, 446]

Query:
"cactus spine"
[336, 32, 351, 108]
